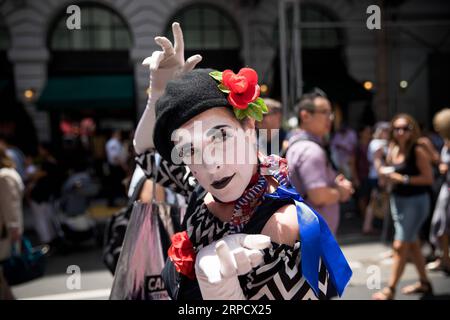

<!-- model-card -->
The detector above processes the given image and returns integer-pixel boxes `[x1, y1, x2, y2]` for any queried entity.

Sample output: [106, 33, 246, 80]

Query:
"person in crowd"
[286, 90, 354, 235]
[59, 159, 98, 217]
[132, 22, 352, 300]
[373, 114, 434, 300]
[256, 98, 287, 156]
[121, 130, 137, 195]
[0, 145, 24, 299]
[0, 136, 26, 182]
[416, 123, 443, 247]
[363, 122, 390, 234]
[28, 144, 63, 247]
[330, 109, 358, 182]
[354, 125, 372, 218]
[105, 130, 127, 206]
[427, 108, 450, 273]
[418, 123, 442, 166]
[91, 130, 107, 182]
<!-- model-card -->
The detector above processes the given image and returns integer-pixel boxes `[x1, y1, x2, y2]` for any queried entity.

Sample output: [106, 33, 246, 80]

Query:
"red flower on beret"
[209, 67, 268, 121]
[222, 68, 261, 110]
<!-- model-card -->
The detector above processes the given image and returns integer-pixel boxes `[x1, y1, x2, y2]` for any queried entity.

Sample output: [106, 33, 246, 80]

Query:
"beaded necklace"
[229, 153, 289, 233]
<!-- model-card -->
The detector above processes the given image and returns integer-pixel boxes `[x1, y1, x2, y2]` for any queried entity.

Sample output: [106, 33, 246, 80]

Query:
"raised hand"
[134, 22, 202, 153]
[142, 22, 202, 93]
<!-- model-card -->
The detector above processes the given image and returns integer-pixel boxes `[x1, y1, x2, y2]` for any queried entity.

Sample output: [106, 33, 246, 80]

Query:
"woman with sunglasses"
[373, 113, 434, 300]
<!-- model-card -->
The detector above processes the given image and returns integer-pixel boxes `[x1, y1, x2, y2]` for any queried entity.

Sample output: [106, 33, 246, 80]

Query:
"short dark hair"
[295, 88, 328, 124]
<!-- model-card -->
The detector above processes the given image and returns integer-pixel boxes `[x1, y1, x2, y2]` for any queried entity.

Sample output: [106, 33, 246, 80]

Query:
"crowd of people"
[0, 125, 140, 298]
[1, 23, 449, 301]
[257, 95, 449, 300]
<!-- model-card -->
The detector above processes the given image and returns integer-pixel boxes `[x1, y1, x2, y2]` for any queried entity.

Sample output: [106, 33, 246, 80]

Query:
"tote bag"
[109, 201, 171, 300]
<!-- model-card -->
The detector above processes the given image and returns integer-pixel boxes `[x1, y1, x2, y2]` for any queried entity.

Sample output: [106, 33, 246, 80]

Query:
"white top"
[105, 137, 124, 166]
[367, 139, 387, 179]
[441, 145, 449, 165]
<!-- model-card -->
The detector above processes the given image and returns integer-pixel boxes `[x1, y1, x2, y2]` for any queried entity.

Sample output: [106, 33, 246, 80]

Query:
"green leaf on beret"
[218, 84, 230, 93]
[209, 71, 223, 82]
[233, 107, 247, 120]
[247, 103, 263, 121]
[254, 97, 269, 114]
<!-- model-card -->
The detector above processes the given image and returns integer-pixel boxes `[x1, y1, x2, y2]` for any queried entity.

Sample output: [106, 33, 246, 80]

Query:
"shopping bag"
[102, 176, 148, 275]
[109, 201, 171, 300]
[1, 238, 48, 285]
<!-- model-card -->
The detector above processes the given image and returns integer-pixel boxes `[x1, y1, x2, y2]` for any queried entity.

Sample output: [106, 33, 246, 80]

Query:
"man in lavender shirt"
[286, 90, 354, 235]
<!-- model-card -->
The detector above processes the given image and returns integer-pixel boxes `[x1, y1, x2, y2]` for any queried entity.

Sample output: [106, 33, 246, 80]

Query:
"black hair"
[295, 88, 328, 125]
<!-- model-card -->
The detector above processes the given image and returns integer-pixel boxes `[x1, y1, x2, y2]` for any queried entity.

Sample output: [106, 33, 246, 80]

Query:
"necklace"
[228, 153, 289, 233]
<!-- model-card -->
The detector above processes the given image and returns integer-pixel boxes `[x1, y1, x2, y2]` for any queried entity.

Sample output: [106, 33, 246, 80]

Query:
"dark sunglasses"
[393, 125, 412, 132]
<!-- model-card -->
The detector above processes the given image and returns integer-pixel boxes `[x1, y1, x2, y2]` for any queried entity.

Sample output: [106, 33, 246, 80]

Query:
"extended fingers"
[172, 22, 184, 57]
[141, 50, 166, 71]
[182, 54, 203, 73]
[155, 36, 175, 57]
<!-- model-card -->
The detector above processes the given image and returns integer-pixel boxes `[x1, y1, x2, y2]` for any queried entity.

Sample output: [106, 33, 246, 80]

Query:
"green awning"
[37, 75, 134, 110]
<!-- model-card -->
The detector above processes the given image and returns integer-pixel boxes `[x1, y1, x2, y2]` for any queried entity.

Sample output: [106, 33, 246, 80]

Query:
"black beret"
[153, 68, 230, 163]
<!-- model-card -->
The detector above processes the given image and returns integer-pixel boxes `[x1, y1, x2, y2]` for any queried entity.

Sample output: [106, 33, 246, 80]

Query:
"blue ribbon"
[265, 185, 352, 297]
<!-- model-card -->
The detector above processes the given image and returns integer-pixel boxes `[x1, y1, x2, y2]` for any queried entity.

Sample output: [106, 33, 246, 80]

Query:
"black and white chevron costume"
[136, 151, 338, 300]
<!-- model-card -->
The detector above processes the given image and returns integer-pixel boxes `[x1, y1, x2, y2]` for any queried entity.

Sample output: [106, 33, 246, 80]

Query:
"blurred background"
[0, 0, 449, 300]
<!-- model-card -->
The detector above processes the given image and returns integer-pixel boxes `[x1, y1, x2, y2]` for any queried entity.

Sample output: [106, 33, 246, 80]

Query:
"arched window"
[50, 5, 132, 50]
[166, 4, 240, 50]
[0, 18, 10, 50]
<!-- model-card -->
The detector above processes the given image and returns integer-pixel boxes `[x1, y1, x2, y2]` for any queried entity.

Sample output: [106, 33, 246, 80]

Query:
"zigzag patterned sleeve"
[135, 150, 197, 200]
[241, 242, 338, 300]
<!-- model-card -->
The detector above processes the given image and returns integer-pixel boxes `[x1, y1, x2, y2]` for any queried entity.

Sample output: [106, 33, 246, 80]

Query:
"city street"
[1, 0, 449, 305]
[341, 242, 450, 300]
[11, 217, 450, 300]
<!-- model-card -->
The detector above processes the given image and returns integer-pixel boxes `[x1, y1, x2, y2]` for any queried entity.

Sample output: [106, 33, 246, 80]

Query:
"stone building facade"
[0, 0, 449, 142]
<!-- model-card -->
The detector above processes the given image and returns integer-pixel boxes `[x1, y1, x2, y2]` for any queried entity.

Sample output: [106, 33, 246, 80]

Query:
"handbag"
[102, 175, 147, 274]
[1, 238, 47, 285]
[368, 188, 390, 220]
[109, 202, 171, 300]
[109, 160, 185, 300]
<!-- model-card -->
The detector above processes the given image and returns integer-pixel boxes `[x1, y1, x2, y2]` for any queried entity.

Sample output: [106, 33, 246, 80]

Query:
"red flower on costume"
[167, 231, 196, 280]
[222, 68, 261, 110]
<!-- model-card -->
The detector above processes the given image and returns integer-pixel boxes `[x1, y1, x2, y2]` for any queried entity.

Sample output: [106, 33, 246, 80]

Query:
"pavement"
[10, 207, 450, 300]
[338, 242, 450, 300]
[11, 246, 114, 300]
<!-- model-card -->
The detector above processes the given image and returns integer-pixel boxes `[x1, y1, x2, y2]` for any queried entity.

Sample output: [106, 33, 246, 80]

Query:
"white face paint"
[173, 107, 258, 202]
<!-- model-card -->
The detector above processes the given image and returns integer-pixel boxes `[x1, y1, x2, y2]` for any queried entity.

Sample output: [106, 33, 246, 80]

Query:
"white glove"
[195, 234, 272, 300]
[134, 22, 202, 154]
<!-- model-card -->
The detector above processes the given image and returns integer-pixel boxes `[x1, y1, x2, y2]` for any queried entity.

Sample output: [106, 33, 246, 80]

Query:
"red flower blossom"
[167, 231, 196, 280]
[222, 68, 261, 110]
